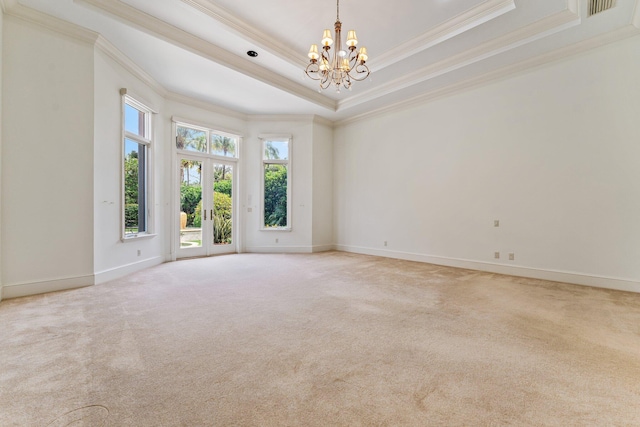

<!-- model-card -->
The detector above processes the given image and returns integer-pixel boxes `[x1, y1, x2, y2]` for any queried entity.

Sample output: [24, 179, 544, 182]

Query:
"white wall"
[93, 50, 167, 284]
[334, 36, 640, 291]
[2, 17, 95, 298]
[0, 4, 4, 302]
[312, 120, 334, 251]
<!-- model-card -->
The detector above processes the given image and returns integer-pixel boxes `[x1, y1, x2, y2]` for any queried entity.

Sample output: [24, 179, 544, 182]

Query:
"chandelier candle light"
[305, 0, 370, 92]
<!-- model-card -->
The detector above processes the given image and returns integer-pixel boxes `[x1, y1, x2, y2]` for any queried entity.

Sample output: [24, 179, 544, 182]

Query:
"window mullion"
[125, 132, 151, 146]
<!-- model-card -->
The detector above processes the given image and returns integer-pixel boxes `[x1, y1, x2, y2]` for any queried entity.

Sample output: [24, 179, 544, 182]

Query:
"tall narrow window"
[123, 92, 153, 238]
[261, 136, 291, 230]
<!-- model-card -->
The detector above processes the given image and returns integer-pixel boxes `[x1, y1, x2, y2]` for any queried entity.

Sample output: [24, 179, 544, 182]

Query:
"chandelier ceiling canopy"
[305, 0, 371, 93]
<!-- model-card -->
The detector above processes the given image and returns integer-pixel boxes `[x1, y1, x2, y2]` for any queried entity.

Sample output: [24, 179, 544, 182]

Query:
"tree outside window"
[261, 137, 291, 229]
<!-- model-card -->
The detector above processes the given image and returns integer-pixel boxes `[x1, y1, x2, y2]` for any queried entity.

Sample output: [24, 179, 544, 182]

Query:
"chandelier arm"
[305, 63, 322, 81]
[321, 47, 331, 64]
[320, 74, 332, 90]
[347, 63, 370, 82]
[342, 75, 351, 90]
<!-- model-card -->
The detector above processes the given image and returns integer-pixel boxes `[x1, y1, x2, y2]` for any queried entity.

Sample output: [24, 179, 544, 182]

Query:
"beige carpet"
[1, 252, 640, 426]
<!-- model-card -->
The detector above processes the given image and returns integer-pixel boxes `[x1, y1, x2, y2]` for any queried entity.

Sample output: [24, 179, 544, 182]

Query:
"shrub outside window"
[261, 136, 291, 230]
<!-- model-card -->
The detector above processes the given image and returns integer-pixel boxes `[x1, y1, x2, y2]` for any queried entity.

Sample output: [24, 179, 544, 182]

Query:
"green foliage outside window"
[264, 164, 287, 227]
[193, 191, 232, 243]
[180, 184, 202, 227]
[124, 153, 140, 230]
[214, 179, 232, 197]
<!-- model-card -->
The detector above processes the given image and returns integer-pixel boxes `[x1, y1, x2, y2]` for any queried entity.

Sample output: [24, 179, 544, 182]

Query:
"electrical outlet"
[494, 252, 500, 259]
[137, 249, 141, 256]
[275, 238, 279, 243]
[384, 241, 387, 247]
[509, 253, 515, 261]
[494, 220, 500, 227]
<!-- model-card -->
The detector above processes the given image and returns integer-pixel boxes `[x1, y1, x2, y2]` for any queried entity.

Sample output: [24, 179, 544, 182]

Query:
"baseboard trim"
[94, 256, 164, 285]
[311, 244, 334, 253]
[2, 274, 95, 299]
[335, 245, 640, 293]
[245, 245, 317, 254]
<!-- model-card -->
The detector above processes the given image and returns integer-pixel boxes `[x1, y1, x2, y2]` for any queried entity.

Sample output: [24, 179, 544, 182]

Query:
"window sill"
[260, 227, 292, 232]
[121, 233, 157, 242]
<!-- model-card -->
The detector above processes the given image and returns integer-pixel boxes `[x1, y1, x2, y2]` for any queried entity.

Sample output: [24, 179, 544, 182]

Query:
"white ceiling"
[7, 0, 640, 122]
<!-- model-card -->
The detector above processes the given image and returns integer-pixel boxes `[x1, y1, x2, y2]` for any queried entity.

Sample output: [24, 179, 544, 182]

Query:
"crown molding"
[568, 0, 579, 15]
[0, 0, 17, 13]
[372, 0, 515, 72]
[248, 114, 315, 123]
[95, 36, 167, 96]
[7, 5, 170, 106]
[75, 0, 336, 111]
[6, 2, 98, 44]
[312, 115, 335, 127]
[247, 114, 334, 127]
[335, 25, 640, 127]
[166, 92, 249, 121]
[180, 0, 303, 70]
[338, 5, 581, 112]
[633, 0, 640, 28]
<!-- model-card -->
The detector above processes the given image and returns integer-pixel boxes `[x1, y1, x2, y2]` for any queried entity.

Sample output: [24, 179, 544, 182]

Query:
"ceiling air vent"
[589, 0, 616, 16]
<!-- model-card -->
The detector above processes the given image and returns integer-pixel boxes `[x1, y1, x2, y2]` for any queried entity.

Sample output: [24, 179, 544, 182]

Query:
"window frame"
[259, 134, 292, 231]
[121, 90, 154, 241]
[174, 119, 240, 160]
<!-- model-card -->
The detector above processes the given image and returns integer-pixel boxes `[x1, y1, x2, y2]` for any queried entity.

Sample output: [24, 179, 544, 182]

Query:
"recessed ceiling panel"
[200, 0, 487, 56]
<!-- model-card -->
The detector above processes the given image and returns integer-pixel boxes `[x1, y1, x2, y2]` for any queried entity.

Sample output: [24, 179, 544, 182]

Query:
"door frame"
[175, 155, 238, 259]
[171, 118, 241, 261]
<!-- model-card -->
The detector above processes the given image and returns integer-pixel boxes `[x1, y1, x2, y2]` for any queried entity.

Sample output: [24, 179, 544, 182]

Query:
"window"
[261, 136, 291, 229]
[122, 91, 153, 238]
[211, 132, 238, 158]
[175, 124, 238, 158]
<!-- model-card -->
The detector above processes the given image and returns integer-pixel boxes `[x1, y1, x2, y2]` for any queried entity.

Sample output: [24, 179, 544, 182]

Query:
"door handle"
[211, 209, 213, 220]
[204, 209, 207, 221]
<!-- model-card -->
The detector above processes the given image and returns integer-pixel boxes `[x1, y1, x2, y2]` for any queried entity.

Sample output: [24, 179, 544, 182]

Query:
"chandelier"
[305, 0, 370, 93]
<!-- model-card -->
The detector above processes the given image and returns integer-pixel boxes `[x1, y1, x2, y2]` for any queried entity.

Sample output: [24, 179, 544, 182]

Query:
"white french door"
[177, 156, 236, 258]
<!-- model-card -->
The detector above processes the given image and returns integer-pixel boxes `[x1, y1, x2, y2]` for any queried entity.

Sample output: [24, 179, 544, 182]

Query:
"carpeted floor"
[1, 251, 640, 426]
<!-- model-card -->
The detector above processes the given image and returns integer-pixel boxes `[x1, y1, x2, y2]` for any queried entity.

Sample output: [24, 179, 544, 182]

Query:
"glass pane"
[213, 164, 233, 245]
[179, 159, 203, 247]
[176, 125, 207, 153]
[264, 164, 287, 228]
[124, 139, 146, 235]
[211, 134, 237, 158]
[125, 103, 145, 137]
[264, 140, 288, 160]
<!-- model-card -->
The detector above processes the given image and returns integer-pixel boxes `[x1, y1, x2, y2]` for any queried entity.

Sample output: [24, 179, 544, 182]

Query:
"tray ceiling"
[6, 0, 640, 122]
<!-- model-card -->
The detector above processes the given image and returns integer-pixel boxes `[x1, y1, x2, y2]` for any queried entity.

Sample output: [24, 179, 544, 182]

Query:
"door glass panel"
[213, 163, 233, 246]
[180, 159, 202, 248]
